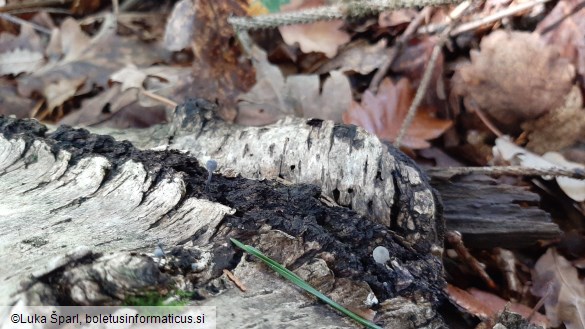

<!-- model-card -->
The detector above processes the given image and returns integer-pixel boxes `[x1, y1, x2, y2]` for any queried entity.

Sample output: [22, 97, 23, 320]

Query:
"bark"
[434, 175, 560, 248]
[0, 104, 446, 328]
[0, 99, 551, 328]
[95, 99, 559, 249]
[97, 99, 443, 253]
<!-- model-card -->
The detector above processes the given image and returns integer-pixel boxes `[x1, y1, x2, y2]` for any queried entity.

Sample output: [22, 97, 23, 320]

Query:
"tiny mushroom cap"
[206, 159, 218, 172]
[373, 246, 390, 264]
[154, 244, 165, 258]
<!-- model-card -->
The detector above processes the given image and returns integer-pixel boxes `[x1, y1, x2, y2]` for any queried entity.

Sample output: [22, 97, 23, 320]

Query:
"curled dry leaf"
[278, 0, 350, 58]
[532, 248, 585, 329]
[493, 137, 557, 174]
[236, 46, 351, 125]
[453, 30, 575, 131]
[541, 152, 585, 202]
[342, 78, 452, 149]
[494, 137, 585, 202]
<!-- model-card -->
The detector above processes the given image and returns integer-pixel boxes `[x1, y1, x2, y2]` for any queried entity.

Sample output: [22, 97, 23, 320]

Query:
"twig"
[7, 8, 71, 15]
[369, 7, 431, 93]
[228, 0, 466, 30]
[393, 41, 442, 147]
[0, 0, 72, 12]
[473, 103, 503, 137]
[393, 1, 471, 148]
[0, 12, 52, 34]
[452, 0, 551, 34]
[418, 0, 552, 35]
[141, 90, 178, 108]
[112, 0, 119, 18]
[446, 231, 498, 290]
[526, 280, 551, 322]
[223, 269, 247, 292]
[426, 166, 585, 180]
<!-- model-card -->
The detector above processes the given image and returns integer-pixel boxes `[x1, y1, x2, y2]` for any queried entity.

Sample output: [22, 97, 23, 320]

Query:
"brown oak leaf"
[278, 0, 350, 58]
[343, 78, 452, 149]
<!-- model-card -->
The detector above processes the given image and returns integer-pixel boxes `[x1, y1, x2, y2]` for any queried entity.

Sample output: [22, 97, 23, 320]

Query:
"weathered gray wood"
[433, 175, 560, 248]
[96, 99, 443, 254]
[93, 99, 559, 249]
[0, 109, 446, 329]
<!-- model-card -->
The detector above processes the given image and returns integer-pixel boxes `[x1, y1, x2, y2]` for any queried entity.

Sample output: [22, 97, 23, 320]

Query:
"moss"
[122, 289, 193, 307]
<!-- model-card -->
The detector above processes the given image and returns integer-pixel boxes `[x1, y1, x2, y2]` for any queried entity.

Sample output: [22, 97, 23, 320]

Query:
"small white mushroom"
[373, 246, 390, 264]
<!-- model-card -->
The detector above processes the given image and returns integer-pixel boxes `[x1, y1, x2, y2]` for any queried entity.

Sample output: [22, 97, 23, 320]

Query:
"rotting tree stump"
[0, 99, 553, 328]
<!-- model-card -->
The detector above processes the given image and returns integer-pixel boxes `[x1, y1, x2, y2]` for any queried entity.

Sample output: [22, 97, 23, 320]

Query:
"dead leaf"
[392, 36, 440, 86]
[0, 25, 45, 75]
[378, 9, 417, 28]
[536, 0, 585, 80]
[58, 84, 168, 128]
[468, 289, 548, 327]
[0, 24, 43, 53]
[0, 78, 35, 117]
[136, 66, 193, 107]
[446, 284, 495, 319]
[110, 65, 148, 91]
[494, 136, 565, 177]
[278, 0, 350, 58]
[287, 70, 350, 122]
[17, 14, 168, 114]
[453, 30, 575, 131]
[163, 0, 195, 51]
[0, 48, 44, 76]
[494, 136, 585, 201]
[44, 77, 86, 111]
[542, 152, 585, 202]
[60, 64, 190, 127]
[522, 86, 585, 154]
[342, 78, 452, 149]
[446, 284, 548, 327]
[59, 85, 126, 126]
[391, 36, 445, 106]
[532, 248, 585, 329]
[418, 147, 464, 167]
[236, 46, 351, 125]
[317, 39, 389, 75]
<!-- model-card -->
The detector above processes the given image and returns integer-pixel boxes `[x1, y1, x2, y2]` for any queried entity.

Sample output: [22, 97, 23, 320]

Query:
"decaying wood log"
[0, 105, 447, 328]
[0, 99, 553, 328]
[99, 99, 443, 254]
[433, 175, 560, 248]
[95, 99, 559, 249]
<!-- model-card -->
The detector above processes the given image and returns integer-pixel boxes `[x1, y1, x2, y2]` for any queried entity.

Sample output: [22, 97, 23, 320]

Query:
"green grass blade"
[230, 238, 382, 329]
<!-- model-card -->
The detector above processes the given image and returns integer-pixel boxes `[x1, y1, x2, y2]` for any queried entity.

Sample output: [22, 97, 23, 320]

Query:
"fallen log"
[0, 99, 555, 328]
[0, 101, 446, 328]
